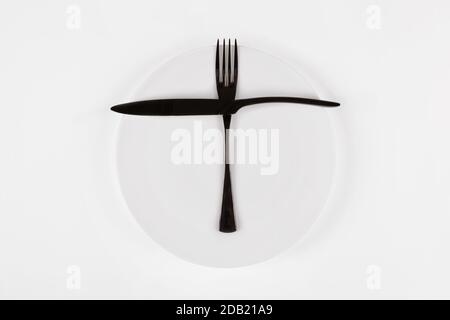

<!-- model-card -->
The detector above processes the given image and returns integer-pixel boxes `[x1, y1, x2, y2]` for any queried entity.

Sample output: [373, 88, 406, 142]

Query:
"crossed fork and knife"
[111, 39, 340, 233]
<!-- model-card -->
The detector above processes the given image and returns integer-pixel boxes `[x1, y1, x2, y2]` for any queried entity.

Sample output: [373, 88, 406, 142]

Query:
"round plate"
[115, 46, 336, 267]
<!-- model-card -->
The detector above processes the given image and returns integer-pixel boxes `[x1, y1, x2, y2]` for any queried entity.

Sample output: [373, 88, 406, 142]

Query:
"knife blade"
[110, 99, 224, 116]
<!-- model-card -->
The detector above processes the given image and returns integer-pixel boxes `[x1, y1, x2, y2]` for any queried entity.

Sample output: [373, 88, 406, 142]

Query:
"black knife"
[111, 96, 340, 116]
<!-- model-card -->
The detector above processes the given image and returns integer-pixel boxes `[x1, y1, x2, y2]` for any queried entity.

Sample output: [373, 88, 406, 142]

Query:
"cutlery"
[216, 39, 238, 232]
[110, 96, 339, 116]
[110, 39, 341, 233]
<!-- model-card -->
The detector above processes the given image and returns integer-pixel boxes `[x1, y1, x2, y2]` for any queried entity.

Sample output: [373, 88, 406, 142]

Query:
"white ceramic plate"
[115, 46, 336, 267]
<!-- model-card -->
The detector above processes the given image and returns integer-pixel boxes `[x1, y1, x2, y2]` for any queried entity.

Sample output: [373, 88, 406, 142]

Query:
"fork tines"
[216, 39, 238, 88]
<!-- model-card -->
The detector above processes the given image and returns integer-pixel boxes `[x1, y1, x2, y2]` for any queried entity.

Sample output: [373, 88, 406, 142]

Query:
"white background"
[1, 0, 450, 299]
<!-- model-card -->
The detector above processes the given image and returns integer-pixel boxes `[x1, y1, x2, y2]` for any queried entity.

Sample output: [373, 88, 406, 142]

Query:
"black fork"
[216, 39, 238, 232]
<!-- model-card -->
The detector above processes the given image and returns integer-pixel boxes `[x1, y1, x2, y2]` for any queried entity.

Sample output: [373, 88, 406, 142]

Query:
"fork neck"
[219, 100, 236, 115]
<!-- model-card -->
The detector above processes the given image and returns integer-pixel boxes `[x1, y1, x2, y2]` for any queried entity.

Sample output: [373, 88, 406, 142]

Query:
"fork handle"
[219, 114, 236, 233]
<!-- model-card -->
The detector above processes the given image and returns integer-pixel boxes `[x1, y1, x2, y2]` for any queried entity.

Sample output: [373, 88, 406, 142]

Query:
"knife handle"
[219, 114, 237, 233]
[232, 96, 340, 112]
